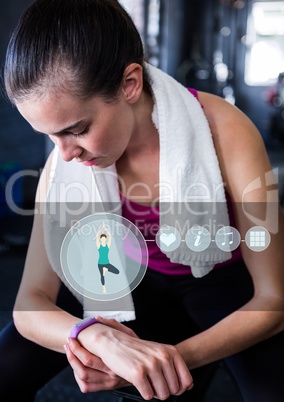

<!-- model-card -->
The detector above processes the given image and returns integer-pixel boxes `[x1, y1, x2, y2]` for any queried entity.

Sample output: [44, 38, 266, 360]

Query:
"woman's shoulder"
[197, 91, 272, 201]
[197, 91, 255, 157]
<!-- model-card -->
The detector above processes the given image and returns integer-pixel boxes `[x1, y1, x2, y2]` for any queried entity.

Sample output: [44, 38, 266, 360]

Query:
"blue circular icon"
[60, 213, 148, 301]
[245, 226, 271, 252]
[215, 226, 241, 252]
[156, 225, 182, 252]
[185, 225, 211, 252]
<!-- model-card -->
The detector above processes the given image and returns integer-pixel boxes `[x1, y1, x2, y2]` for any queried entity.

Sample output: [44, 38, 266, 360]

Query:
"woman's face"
[16, 90, 136, 168]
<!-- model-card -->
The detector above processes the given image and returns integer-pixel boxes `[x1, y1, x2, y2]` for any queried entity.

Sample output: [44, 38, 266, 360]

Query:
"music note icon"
[216, 226, 241, 252]
[222, 232, 233, 246]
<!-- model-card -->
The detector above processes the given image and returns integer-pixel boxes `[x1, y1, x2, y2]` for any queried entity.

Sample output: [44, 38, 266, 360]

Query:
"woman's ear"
[122, 63, 143, 104]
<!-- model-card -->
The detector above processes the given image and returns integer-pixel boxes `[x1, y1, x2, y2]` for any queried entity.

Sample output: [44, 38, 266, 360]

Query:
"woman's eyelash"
[69, 128, 89, 138]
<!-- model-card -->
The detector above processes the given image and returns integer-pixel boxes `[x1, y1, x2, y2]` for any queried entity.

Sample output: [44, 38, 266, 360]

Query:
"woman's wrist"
[175, 337, 204, 370]
[76, 322, 112, 356]
[70, 317, 100, 339]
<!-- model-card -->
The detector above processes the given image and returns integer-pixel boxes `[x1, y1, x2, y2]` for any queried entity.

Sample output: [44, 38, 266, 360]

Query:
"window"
[119, 0, 145, 37]
[119, 0, 161, 66]
[245, 1, 284, 86]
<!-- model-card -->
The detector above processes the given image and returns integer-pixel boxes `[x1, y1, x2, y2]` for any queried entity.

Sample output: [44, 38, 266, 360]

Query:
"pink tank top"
[121, 196, 242, 276]
[121, 88, 242, 275]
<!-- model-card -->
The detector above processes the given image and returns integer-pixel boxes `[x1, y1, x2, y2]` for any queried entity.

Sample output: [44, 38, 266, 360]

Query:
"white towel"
[88, 64, 231, 277]
[146, 64, 231, 276]
[44, 63, 231, 322]
[44, 156, 136, 321]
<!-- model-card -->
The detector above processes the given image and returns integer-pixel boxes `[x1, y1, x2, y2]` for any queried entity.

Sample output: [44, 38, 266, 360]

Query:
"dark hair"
[100, 234, 107, 238]
[4, 0, 151, 103]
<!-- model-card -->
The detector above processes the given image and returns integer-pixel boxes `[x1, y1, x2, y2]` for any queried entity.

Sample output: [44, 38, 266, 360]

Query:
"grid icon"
[249, 231, 266, 247]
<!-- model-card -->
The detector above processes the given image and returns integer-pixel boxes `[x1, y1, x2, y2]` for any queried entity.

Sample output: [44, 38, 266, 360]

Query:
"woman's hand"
[65, 339, 130, 393]
[65, 317, 138, 393]
[77, 319, 194, 400]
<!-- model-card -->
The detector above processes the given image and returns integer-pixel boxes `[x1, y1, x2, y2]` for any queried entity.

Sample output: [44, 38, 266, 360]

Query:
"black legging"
[98, 263, 120, 286]
[0, 261, 283, 401]
[0, 284, 83, 402]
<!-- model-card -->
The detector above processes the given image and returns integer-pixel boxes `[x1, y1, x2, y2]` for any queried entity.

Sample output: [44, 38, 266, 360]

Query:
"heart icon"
[160, 233, 176, 247]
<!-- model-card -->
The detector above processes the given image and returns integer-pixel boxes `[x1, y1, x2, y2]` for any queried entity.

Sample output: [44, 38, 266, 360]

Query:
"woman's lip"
[81, 158, 98, 167]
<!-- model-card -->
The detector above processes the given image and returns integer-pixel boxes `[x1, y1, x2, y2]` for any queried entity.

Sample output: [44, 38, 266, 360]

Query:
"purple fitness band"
[70, 316, 99, 339]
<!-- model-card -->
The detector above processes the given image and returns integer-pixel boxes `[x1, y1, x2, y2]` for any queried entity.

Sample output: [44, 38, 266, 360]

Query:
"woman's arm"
[75, 318, 193, 399]
[96, 224, 105, 248]
[175, 92, 284, 369]
[105, 226, 112, 247]
[13, 151, 85, 352]
[13, 151, 193, 399]
[13, 152, 138, 391]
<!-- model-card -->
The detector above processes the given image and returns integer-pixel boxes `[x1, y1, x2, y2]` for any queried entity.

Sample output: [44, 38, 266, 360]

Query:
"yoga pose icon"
[96, 223, 120, 293]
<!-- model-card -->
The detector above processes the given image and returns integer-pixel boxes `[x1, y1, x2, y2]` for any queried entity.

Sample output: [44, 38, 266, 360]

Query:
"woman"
[96, 223, 120, 294]
[0, 0, 283, 401]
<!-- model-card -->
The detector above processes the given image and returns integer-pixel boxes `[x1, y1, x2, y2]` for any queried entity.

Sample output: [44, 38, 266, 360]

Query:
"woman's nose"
[56, 137, 82, 162]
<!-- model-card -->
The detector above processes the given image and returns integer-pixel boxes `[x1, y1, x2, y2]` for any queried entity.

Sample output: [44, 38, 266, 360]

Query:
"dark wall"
[0, 0, 45, 209]
[0, 0, 45, 171]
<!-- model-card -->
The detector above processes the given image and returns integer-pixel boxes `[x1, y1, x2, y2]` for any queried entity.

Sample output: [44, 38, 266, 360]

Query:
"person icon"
[96, 223, 120, 293]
